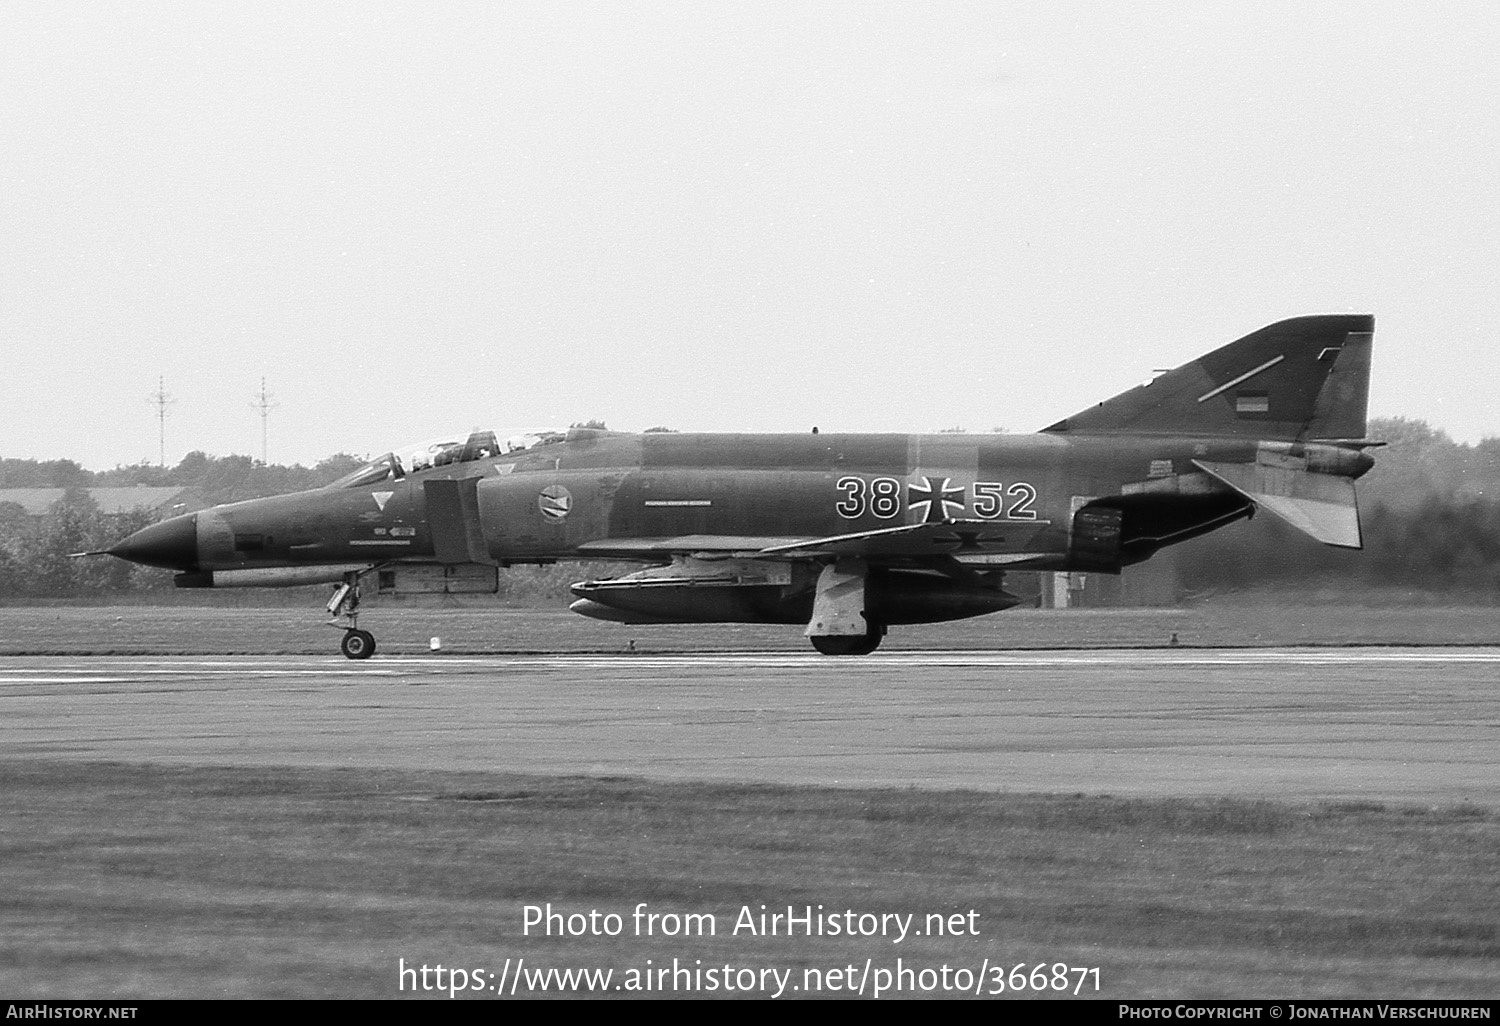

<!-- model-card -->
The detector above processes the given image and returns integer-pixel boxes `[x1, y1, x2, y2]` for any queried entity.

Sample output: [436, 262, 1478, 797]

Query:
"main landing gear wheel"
[810, 631, 883, 656]
[340, 629, 377, 660]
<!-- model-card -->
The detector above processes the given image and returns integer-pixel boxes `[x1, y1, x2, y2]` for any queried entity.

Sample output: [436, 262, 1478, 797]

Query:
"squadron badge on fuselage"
[538, 485, 573, 521]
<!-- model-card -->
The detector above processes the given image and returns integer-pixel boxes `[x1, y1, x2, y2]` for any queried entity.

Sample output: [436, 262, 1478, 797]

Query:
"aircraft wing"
[576, 536, 813, 558]
[576, 521, 1052, 561]
[755, 519, 1052, 559]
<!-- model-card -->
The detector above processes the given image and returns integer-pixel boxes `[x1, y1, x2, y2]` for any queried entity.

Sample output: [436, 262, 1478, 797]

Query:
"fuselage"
[112, 427, 1285, 578]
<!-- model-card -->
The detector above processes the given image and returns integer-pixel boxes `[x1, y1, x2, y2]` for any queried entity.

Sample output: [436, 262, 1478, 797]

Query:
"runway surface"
[2, 648, 1496, 802]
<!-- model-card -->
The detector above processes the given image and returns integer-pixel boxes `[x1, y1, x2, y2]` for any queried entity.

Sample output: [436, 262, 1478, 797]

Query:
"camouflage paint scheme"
[103, 315, 1377, 656]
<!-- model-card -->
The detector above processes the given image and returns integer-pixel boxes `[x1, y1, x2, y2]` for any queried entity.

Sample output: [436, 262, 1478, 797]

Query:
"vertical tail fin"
[1303, 326, 1373, 441]
[1043, 314, 1375, 440]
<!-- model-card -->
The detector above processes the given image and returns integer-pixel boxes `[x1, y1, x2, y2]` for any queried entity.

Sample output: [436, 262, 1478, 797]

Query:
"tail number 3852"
[834, 477, 1038, 521]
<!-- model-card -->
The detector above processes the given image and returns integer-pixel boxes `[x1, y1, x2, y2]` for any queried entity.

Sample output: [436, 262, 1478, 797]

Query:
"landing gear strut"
[805, 560, 885, 655]
[328, 571, 378, 659]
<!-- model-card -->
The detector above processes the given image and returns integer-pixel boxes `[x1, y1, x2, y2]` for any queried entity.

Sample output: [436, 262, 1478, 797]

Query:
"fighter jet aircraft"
[99, 315, 1377, 658]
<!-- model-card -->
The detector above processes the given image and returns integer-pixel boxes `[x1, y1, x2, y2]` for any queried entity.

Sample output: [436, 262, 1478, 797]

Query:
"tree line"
[0, 451, 366, 504]
[0, 452, 365, 599]
[1177, 418, 1500, 596]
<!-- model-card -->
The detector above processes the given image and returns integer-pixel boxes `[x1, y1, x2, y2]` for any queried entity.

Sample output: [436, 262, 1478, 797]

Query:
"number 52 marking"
[972, 481, 1038, 520]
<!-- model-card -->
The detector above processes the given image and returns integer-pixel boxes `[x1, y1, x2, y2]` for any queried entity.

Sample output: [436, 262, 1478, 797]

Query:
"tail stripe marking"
[1196, 355, 1286, 403]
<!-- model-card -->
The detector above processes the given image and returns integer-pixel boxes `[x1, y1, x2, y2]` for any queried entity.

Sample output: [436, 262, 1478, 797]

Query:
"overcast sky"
[3, 2, 1497, 469]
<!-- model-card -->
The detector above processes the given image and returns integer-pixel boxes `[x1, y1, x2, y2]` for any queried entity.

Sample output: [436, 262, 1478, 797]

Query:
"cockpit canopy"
[330, 428, 566, 489]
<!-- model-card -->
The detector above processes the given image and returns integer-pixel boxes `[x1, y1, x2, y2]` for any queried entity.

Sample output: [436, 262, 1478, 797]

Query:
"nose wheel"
[328, 571, 379, 659]
[340, 629, 377, 660]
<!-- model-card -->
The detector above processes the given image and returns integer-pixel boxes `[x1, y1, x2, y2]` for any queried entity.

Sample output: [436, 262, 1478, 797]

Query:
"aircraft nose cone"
[108, 513, 199, 571]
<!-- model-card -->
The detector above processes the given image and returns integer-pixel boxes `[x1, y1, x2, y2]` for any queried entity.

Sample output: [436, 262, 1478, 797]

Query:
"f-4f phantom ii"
[100, 315, 1378, 658]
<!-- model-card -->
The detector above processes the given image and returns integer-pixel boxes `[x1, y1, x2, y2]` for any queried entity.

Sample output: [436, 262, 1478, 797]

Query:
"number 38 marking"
[836, 476, 902, 519]
[835, 477, 1039, 521]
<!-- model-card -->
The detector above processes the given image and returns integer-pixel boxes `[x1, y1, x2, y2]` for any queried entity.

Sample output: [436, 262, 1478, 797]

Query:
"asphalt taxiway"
[2, 649, 1496, 802]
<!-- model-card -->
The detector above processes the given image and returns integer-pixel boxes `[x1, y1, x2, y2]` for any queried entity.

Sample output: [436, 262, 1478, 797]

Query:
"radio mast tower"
[251, 378, 279, 465]
[147, 377, 176, 467]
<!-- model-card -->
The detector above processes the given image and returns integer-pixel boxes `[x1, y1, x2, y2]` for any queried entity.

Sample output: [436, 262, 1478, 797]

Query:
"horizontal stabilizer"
[1193, 460, 1362, 549]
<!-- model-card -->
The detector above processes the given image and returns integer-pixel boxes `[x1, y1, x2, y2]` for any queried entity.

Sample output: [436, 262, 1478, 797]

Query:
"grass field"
[3, 761, 1496, 1000]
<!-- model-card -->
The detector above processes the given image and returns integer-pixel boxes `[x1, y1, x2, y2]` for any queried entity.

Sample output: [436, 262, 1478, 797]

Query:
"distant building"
[0, 487, 207, 520]
[1038, 550, 1180, 609]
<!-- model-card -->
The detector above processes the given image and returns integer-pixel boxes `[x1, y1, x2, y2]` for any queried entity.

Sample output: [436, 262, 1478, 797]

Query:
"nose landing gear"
[339, 628, 377, 660]
[327, 571, 378, 659]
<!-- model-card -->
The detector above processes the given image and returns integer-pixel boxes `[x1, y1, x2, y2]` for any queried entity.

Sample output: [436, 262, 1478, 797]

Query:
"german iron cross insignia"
[908, 476, 965, 523]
